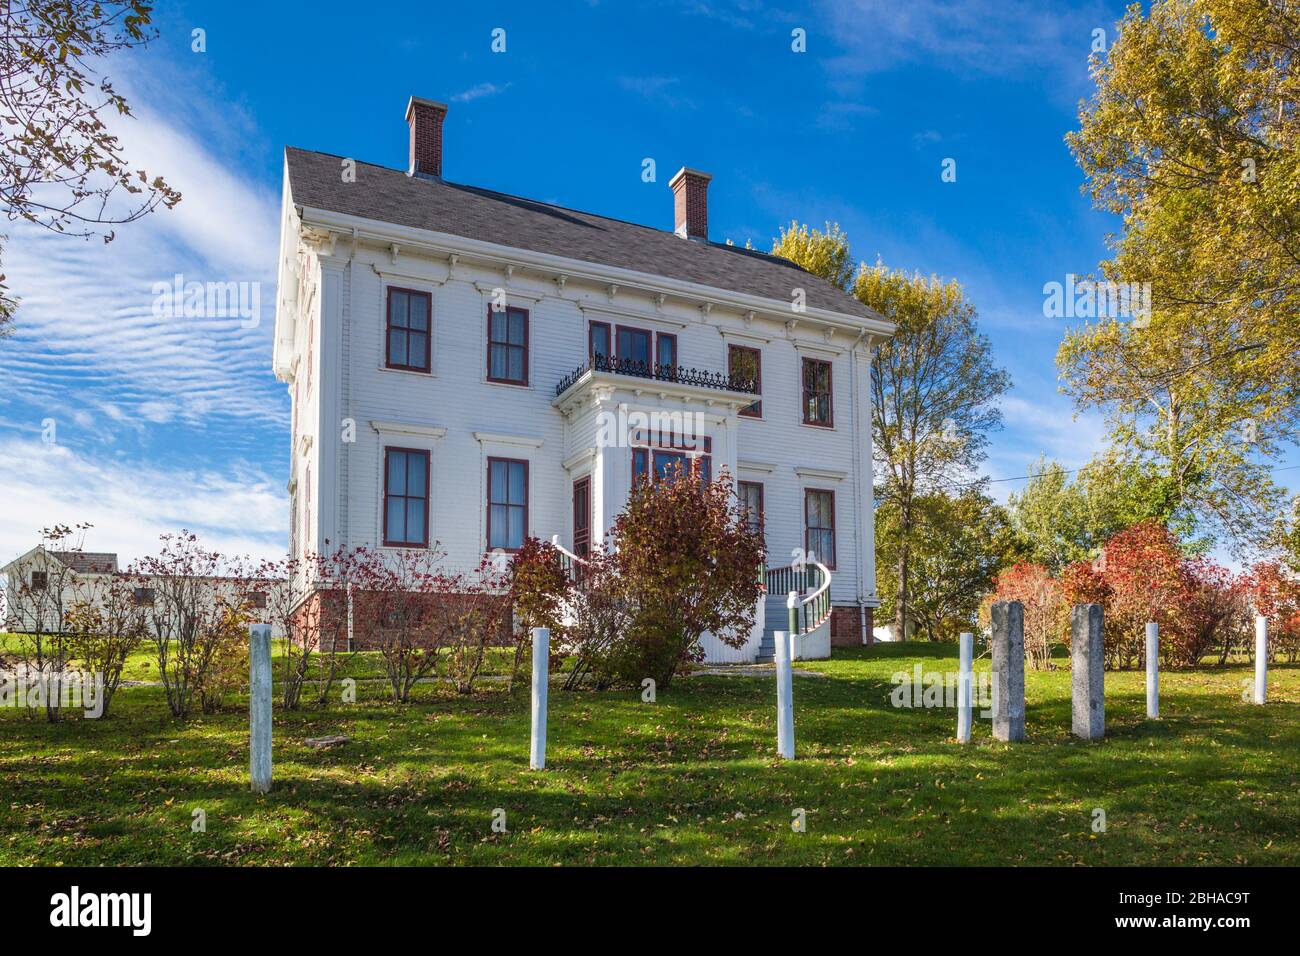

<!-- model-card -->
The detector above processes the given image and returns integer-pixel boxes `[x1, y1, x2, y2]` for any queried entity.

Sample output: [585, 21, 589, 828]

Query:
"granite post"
[249, 623, 272, 794]
[991, 601, 1025, 742]
[1071, 604, 1105, 740]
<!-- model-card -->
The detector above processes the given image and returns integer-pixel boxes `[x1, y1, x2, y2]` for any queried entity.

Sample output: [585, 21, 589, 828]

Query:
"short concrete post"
[956, 631, 973, 743]
[774, 624, 795, 760]
[529, 627, 549, 769]
[249, 623, 272, 794]
[1145, 622, 1159, 718]
[1071, 604, 1105, 740]
[991, 601, 1025, 742]
[1254, 613, 1268, 705]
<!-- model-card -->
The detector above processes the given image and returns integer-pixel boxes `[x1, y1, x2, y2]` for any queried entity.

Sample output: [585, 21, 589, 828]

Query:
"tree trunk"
[895, 530, 910, 642]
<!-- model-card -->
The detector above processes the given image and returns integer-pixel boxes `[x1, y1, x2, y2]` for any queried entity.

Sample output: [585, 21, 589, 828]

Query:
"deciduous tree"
[860, 264, 1009, 640]
[1063, 0, 1300, 551]
[1, 1, 180, 335]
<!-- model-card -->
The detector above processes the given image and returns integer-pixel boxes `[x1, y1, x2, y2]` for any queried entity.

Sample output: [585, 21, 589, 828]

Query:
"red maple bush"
[1244, 561, 1300, 663]
[511, 467, 765, 689]
[995, 519, 1262, 670]
[989, 562, 1066, 670]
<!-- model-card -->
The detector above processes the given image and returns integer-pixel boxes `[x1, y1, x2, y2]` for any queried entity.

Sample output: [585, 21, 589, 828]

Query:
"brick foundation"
[290, 586, 514, 652]
[830, 605, 860, 648]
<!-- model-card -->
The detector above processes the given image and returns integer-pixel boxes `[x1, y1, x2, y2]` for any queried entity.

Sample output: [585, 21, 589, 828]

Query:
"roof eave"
[296, 204, 897, 340]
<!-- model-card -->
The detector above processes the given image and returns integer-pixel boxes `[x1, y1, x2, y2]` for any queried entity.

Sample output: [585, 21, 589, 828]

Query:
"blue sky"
[1, 0, 1290, 565]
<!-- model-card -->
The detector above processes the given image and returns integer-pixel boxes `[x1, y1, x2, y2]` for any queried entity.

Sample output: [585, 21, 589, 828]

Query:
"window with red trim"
[802, 357, 833, 427]
[487, 305, 529, 385]
[616, 326, 651, 367]
[656, 332, 677, 371]
[805, 489, 836, 569]
[738, 481, 765, 541]
[729, 345, 762, 417]
[487, 457, 528, 551]
[590, 321, 611, 362]
[386, 288, 431, 372]
[383, 447, 430, 547]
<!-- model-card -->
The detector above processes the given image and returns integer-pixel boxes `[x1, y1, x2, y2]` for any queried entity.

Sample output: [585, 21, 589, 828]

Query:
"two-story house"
[273, 95, 894, 662]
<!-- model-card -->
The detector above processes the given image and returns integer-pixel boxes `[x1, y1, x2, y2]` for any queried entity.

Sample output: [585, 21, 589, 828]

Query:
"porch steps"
[755, 594, 792, 663]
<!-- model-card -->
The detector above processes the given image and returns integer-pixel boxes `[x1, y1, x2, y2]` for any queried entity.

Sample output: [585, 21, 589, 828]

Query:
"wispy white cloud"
[982, 393, 1107, 501]
[0, 62, 286, 567]
[814, 100, 878, 131]
[1, 84, 283, 437]
[816, 0, 1105, 95]
[451, 82, 513, 103]
[618, 75, 697, 110]
[0, 436, 285, 565]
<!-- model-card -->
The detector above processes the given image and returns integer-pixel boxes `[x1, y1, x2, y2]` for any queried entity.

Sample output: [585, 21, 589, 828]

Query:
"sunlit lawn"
[1, 641, 1297, 866]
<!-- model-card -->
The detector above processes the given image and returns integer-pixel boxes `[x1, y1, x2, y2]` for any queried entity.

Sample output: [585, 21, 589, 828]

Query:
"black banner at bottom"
[0, 865, 1280, 941]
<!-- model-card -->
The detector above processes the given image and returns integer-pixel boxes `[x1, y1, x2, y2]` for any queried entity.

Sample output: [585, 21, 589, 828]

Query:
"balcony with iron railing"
[555, 354, 759, 399]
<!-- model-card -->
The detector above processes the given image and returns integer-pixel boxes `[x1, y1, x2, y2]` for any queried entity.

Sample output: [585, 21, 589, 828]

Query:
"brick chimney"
[406, 96, 448, 180]
[670, 167, 711, 241]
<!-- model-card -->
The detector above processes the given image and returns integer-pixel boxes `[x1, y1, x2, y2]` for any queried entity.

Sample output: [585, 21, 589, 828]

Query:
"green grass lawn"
[0, 633, 516, 683]
[1, 642, 1297, 866]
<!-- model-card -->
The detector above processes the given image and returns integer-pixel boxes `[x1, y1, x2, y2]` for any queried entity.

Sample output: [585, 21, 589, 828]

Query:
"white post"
[956, 631, 973, 743]
[1145, 622, 1159, 718]
[774, 627, 794, 760]
[529, 626, 549, 769]
[249, 623, 272, 794]
[1254, 613, 1268, 705]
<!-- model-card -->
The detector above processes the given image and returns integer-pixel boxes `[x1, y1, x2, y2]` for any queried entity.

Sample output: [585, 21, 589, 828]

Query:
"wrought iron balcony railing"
[555, 354, 759, 398]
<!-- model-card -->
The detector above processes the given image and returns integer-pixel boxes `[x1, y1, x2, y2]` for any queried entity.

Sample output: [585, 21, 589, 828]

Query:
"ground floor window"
[804, 488, 836, 568]
[384, 447, 430, 547]
[738, 480, 764, 541]
[487, 457, 529, 551]
[631, 432, 711, 487]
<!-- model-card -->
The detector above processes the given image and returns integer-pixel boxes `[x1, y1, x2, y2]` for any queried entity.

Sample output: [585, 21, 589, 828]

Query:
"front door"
[572, 476, 591, 560]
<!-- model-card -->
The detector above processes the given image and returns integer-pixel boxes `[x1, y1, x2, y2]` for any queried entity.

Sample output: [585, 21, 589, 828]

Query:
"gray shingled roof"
[49, 551, 118, 574]
[285, 147, 876, 320]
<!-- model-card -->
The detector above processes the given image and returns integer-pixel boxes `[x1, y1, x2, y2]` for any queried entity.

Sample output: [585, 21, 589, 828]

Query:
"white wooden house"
[273, 95, 894, 662]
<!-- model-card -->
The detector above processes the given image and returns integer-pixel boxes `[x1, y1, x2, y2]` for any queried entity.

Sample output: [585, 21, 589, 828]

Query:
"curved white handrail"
[550, 534, 588, 569]
[793, 559, 833, 633]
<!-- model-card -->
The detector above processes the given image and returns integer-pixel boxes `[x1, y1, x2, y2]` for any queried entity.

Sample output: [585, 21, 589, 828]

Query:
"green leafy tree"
[0, 0, 180, 336]
[1063, 0, 1299, 551]
[860, 263, 1010, 640]
[1008, 453, 1185, 571]
[876, 488, 1021, 641]
[771, 226, 1010, 641]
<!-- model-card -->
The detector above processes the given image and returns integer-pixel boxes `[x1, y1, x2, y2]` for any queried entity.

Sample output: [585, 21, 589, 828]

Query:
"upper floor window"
[249, 591, 268, 610]
[592, 322, 679, 373]
[590, 321, 611, 362]
[617, 326, 651, 367]
[487, 305, 529, 385]
[738, 481, 765, 541]
[30, 570, 48, 591]
[656, 332, 677, 371]
[384, 447, 430, 547]
[804, 489, 836, 569]
[728, 345, 762, 417]
[487, 457, 529, 551]
[133, 586, 156, 606]
[386, 288, 432, 373]
[802, 357, 833, 427]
